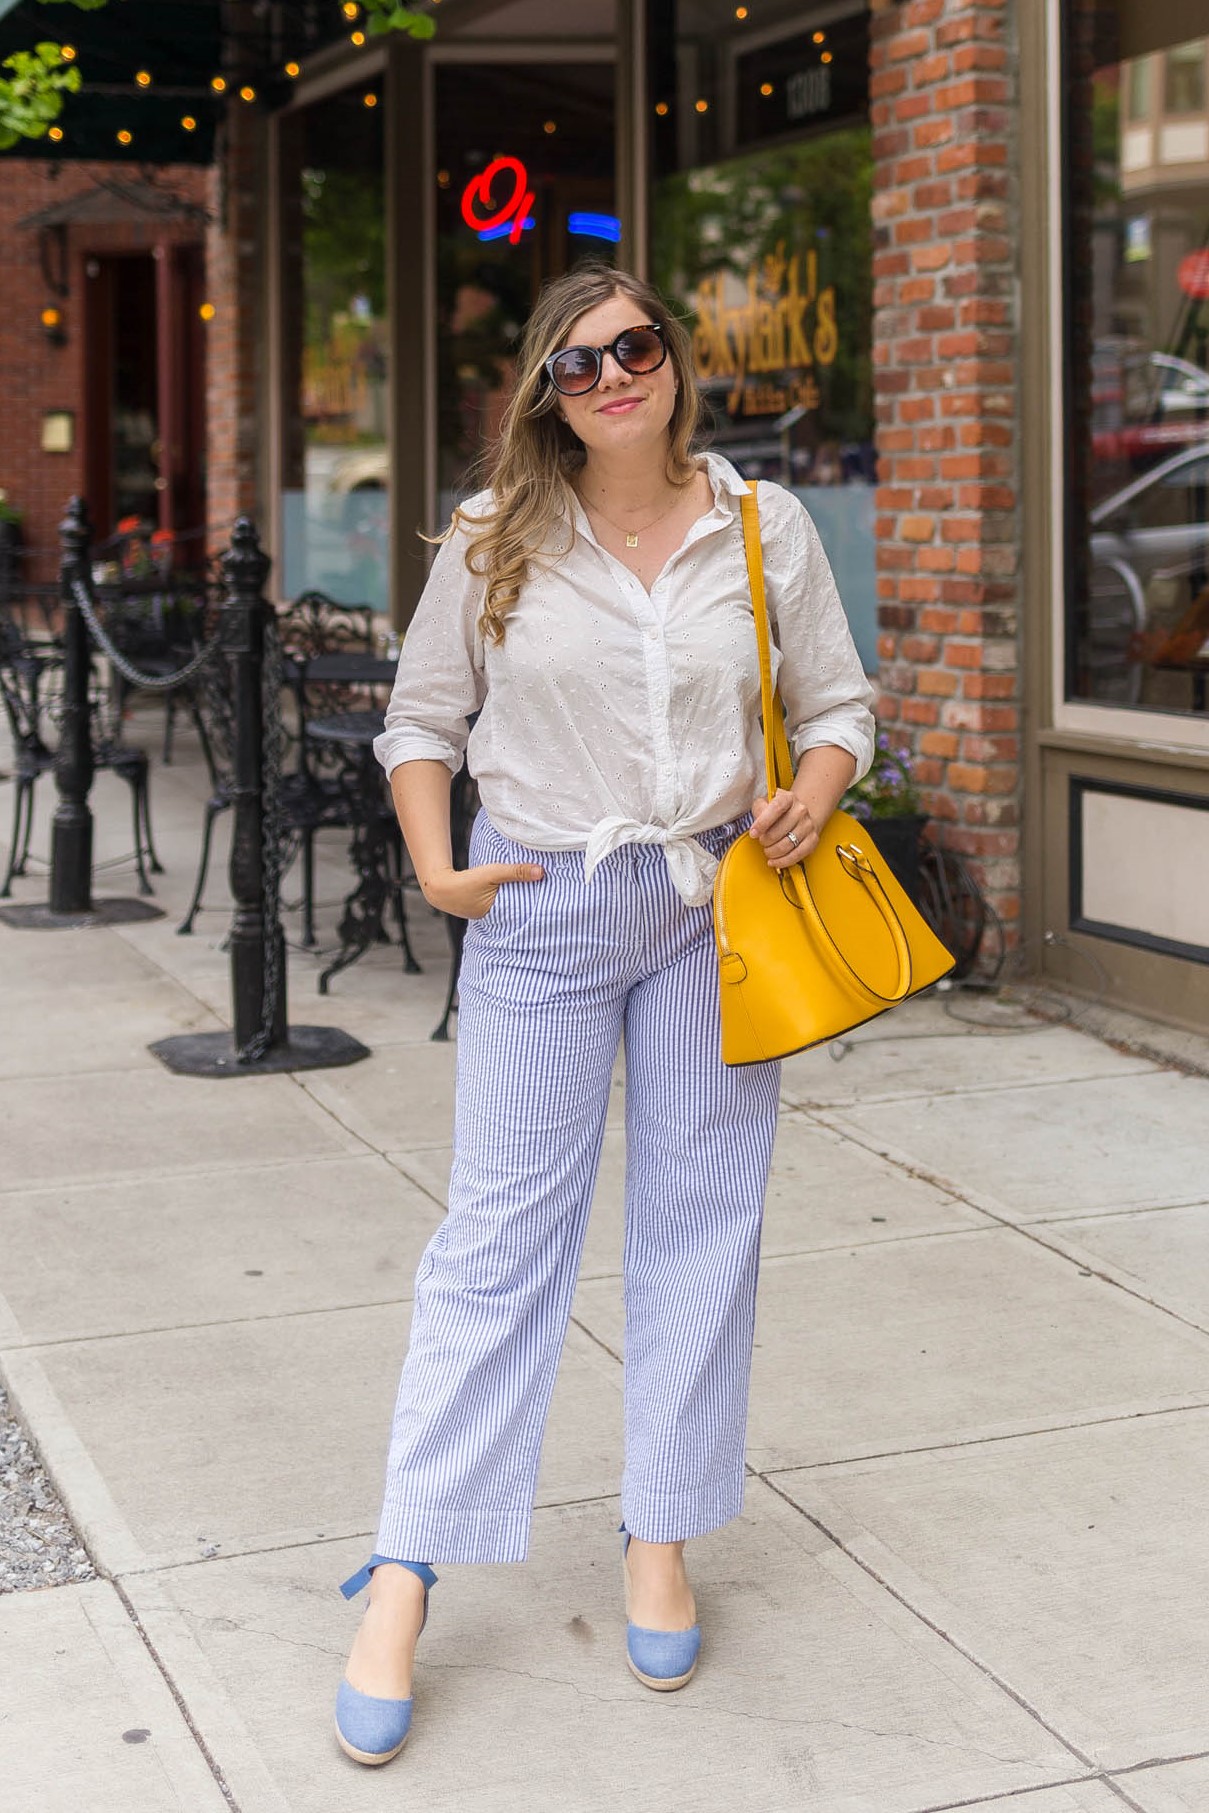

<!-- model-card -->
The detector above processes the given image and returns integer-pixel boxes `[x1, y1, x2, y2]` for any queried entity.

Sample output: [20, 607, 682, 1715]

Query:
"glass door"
[433, 59, 616, 523]
[278, 77, 390, 611]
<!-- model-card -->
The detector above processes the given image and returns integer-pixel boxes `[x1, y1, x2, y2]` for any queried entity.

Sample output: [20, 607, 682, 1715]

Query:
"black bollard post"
[223, 518, 288, 1055]
[148, 518, 369, 1077]
[49, 498, 95, 914]
[0, 498, 163, 929]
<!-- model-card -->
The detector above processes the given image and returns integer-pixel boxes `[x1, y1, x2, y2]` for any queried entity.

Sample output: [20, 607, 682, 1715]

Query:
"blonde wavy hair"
[448, 262, 704, 644]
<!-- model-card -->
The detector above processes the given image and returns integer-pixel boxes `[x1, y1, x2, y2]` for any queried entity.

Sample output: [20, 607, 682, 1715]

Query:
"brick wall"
[869, 0, 1022, 940]
[204, 101, 269, 547]
[0, 160, 209, 582]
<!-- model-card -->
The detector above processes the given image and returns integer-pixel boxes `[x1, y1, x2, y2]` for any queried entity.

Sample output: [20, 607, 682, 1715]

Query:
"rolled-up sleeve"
[373, 518, 487, 780]
[763, 486, 876, 783]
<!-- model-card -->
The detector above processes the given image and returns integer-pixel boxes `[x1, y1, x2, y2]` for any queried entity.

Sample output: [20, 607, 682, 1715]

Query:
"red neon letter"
[460, 155, 535, 244]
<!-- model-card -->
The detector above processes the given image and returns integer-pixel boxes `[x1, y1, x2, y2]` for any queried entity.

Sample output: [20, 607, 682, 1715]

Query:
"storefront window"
[1126, 54, 1150, 120]
[433, 61, 615, 523]
[1066, 5, 1209, 716]
[278, 83, 389, 611]
[650, 3, 875, 670]
[1164, 42, 1205, 115]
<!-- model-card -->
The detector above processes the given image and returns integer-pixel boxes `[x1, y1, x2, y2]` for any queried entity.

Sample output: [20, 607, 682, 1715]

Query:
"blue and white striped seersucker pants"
[374, 811, 782, 1564]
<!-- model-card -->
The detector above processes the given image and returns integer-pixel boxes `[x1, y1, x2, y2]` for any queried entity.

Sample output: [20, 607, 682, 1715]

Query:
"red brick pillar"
[205, 96, 268, 543]
[870, 0, 1021, 941]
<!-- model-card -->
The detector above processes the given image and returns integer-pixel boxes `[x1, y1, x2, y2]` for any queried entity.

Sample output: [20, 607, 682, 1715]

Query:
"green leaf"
[404, 12, 436, 37]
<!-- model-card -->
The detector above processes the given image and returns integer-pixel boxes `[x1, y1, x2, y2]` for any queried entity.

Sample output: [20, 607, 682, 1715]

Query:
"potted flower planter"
[865, 812, 929, 907]
[842, 732, 929, 907]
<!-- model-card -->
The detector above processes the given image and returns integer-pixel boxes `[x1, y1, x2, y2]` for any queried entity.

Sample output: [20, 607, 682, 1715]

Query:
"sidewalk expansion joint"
[908, 1768, 1147, 1812]
[801, 1109, 1209, 1344]
[757, 1396, 1209, 1473]
[110, 1574, 244, 1812]
[3, 1291, 417, 1353]
[760, 1470, 1100, 1774]
[289, 1070, 390, 1155]
[568, 1315, 622, 1368]
[0, 1145, 372, 1201]
[781, 1057, 1159, 1110]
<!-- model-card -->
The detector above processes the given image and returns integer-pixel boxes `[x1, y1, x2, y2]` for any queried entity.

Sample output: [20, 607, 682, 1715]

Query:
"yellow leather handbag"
[713, 487, 956, 1066]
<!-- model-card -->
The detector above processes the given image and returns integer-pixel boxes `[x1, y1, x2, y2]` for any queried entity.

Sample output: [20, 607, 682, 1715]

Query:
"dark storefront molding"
[1069, 774, 1209, 964]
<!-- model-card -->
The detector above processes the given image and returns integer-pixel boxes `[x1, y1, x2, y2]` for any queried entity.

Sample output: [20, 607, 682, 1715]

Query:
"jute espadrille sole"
[625, 1653, 698, 1691]
[334, 1720, 410, 1766]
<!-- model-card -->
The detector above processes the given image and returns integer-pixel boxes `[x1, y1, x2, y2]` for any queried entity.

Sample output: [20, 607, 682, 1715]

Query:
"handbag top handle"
[739, 482, 796, 803]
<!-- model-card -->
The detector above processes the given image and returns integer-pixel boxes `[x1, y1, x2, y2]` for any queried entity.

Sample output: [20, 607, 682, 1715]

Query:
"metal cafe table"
[283, 648, 398, 776]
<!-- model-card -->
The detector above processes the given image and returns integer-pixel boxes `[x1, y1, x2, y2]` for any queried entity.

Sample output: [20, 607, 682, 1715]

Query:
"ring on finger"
[786, 830, 800, 848]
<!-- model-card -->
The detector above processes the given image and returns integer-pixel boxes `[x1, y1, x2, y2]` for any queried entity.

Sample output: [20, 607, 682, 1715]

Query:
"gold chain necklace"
[580, 484, 685, 549]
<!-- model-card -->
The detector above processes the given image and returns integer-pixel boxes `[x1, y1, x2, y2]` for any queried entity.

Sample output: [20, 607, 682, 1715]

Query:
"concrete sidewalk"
[3, 711, 1209, 1813]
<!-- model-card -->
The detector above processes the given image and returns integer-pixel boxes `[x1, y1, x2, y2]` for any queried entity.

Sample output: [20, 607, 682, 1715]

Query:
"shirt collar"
[699, 450, 752, 505]
[562, 448, 748, 550]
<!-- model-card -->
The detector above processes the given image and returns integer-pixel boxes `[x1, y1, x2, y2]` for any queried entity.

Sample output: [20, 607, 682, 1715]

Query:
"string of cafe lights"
[36, 0, 404, 150]
[41, 1, 837, 152]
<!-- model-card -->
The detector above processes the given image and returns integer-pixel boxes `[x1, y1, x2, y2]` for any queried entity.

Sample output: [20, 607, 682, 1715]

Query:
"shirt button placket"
[642, 619, 676, 822]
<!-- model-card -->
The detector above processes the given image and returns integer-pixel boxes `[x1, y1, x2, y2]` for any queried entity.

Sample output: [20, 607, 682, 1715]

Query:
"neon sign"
[568, 212, 621, 243]
[458, 158, 622, 247]
[460, 156, 536, 245]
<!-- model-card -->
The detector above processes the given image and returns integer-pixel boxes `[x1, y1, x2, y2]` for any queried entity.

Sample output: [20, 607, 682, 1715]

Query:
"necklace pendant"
[626, 532, 639, 548]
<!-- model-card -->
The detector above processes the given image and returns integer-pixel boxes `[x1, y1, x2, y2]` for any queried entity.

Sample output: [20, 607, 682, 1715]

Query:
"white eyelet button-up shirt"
[373, 452, 875, 907]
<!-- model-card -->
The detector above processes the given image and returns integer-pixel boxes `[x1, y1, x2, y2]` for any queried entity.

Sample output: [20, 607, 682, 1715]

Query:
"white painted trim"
[1046, 0, 1066, 735]
[1054, 699, 1209, 753]
[430, 40, 615, 62]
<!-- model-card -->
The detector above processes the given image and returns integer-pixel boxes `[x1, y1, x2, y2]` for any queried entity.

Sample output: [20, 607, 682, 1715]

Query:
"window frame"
[1051, 0, 1209, 754]
[1162, 41, 1206, 116]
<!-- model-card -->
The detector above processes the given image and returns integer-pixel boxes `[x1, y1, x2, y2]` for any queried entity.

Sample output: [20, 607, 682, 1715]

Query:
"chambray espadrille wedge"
[620, 1525, 701, 1691]
[335, 1555, 437, 1766]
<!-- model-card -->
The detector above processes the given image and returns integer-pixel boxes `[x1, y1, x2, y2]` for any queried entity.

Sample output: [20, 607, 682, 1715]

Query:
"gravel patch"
[0, 1382, 96, 1593]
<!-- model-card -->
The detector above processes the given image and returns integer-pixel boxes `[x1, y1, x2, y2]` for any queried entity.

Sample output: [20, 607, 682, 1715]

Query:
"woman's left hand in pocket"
[749, 788, 819, 869]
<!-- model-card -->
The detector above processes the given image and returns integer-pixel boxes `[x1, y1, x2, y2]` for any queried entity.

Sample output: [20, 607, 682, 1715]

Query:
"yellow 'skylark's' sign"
[692, 246, 837, 417]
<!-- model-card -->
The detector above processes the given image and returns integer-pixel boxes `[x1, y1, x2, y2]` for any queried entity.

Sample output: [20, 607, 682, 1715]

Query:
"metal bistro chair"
[92, 524, 221, 765]
[0, 612, 161, 898]
[178, 626, 360, 942]
[277, 591, 394, 945]
[278, 590, 376, 770]
[101, 581, 215, 765]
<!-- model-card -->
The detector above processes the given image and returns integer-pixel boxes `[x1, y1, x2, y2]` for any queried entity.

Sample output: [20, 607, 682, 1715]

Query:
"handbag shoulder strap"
[739, 481, 795, 799]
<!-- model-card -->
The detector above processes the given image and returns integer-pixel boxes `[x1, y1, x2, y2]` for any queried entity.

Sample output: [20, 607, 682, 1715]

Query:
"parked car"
[1091, 438, 1209, 582]
[1092, 348, 1209, 462]
[1087, 439, 1209, 701]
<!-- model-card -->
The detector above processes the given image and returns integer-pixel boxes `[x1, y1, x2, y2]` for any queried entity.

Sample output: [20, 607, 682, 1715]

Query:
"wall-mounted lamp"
[40, 306, 67, 347]
[42, 410, 74, 453]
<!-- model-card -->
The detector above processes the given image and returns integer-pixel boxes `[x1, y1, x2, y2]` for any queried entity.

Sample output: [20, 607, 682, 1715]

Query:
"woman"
[335, 262, 875, 1765]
